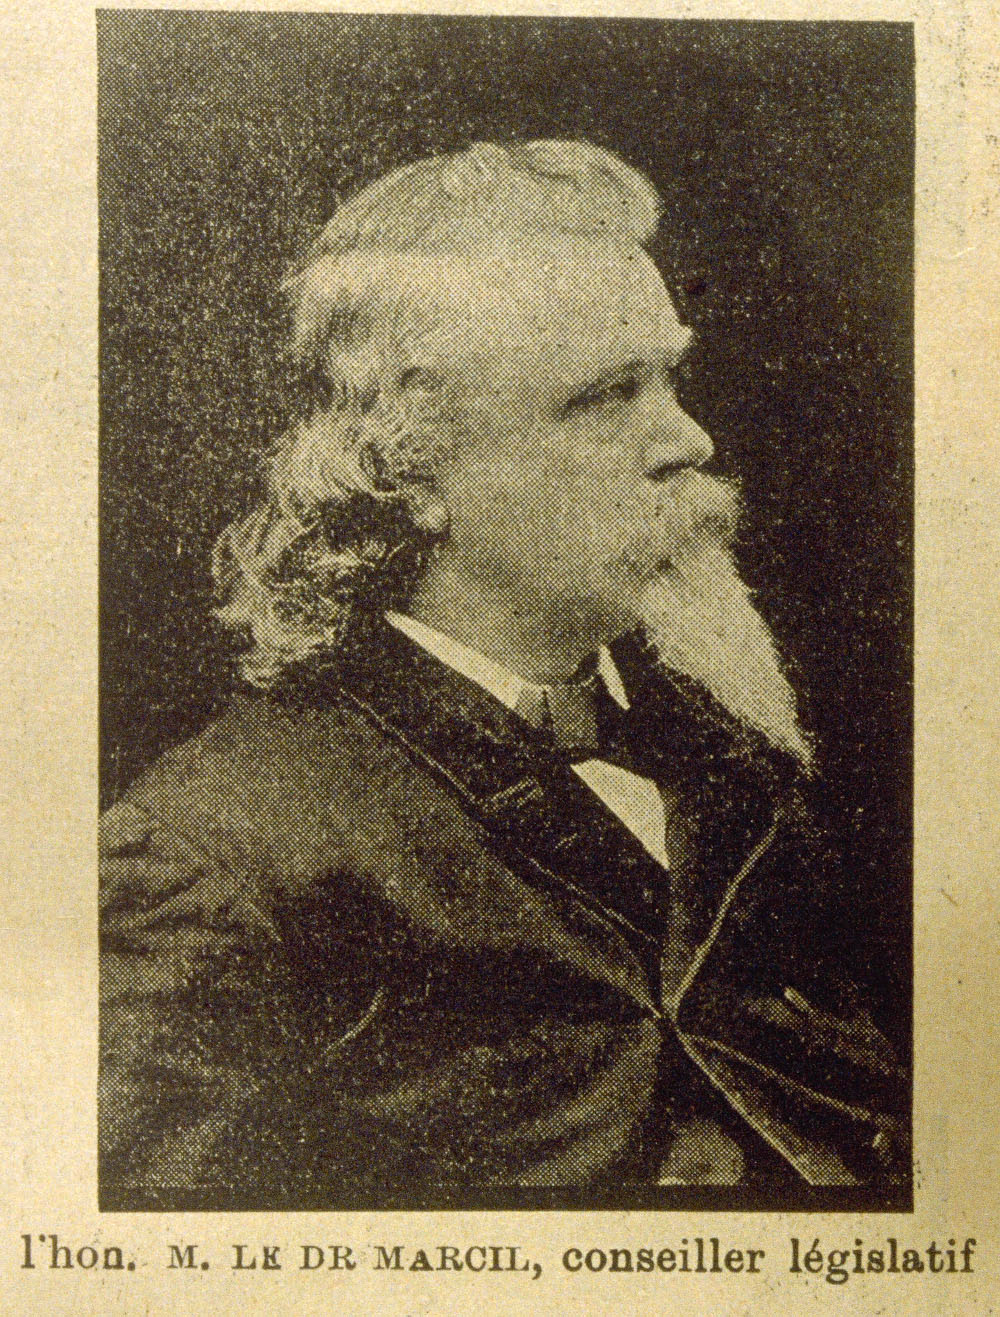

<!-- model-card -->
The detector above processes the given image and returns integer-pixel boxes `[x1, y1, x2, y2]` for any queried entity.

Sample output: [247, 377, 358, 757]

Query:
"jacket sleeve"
[98, 796, 387, 1201]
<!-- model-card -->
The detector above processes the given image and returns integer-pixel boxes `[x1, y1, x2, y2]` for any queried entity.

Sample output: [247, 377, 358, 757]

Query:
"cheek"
[556, 470, 639, 558]
[444, 438, 555, 538]
[440, 423, 639, 585]
[442, 461, 540, 576]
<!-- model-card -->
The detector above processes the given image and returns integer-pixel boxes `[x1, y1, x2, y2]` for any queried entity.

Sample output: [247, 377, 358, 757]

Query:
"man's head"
[214, 139, 811, 766]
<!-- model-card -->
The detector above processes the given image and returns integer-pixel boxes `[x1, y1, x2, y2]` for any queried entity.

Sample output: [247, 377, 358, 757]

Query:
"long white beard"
[639, 544, 812, 769]
[625, 485, 813, 770]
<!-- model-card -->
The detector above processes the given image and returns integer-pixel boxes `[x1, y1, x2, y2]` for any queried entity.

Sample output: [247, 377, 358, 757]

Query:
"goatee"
[638, 541, 813, 770]
[623, 477, 813, 771]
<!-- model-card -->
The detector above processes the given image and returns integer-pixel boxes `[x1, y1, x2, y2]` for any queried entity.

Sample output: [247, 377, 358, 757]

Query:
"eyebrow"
[563, 329, 696, 408]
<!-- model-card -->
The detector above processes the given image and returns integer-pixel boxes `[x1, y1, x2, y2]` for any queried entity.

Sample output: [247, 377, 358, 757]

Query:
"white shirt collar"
[385, 611, 630, 713]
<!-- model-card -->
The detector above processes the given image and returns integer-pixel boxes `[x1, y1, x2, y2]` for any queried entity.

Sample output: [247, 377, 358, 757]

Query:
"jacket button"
[871, 1130, 893, 1163]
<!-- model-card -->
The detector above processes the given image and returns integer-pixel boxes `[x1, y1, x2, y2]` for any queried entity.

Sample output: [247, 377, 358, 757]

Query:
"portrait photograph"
[97, 11, 914, 1213]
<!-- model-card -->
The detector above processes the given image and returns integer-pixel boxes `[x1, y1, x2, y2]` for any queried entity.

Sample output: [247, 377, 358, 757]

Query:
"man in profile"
[100, 138, 905, 1204]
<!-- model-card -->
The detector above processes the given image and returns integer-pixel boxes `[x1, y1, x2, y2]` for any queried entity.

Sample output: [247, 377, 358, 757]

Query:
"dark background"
[98, 14, 913, 1028]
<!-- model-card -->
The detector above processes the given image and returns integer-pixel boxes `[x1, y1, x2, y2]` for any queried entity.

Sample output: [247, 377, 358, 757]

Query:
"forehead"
[374, 235, 688, 391]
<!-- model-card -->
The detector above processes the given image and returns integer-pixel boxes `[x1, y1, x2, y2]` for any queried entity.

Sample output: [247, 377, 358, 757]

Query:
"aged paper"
[1, 0, 998, 1312]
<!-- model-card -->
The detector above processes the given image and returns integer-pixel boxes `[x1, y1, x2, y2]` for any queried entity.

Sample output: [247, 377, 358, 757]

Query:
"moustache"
[614, 470, 743, 579]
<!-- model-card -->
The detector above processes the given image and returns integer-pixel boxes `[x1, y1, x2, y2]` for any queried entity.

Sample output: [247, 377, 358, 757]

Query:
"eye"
[399, 366, 443, 394]
[565, 375, 641, 414]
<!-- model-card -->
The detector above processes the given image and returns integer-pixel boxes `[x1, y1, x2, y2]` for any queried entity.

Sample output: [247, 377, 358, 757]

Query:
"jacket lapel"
[333, 624, 681, 953]
[311, 622, 679, 1013]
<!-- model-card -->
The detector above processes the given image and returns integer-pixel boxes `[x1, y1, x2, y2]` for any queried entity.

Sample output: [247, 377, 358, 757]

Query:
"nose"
[640, 390, 714, 478]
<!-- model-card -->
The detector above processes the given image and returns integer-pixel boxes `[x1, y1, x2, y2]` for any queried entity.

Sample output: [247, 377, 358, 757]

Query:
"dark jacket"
[99, 623, 907, 1208]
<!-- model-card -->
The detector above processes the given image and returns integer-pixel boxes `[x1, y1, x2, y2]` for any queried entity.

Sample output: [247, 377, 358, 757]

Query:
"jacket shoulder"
[104, 690, 432, 881]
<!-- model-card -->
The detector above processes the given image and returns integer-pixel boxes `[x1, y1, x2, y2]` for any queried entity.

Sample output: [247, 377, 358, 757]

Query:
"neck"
[407, 559, 600, 684]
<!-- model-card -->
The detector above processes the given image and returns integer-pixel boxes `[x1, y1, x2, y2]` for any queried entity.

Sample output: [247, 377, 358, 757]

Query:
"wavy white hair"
[213, 139, 663, 687]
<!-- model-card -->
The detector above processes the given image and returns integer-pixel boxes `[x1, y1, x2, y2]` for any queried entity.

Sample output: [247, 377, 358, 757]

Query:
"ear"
[392, 364, 452, 535]
[398, 481, 450, 536]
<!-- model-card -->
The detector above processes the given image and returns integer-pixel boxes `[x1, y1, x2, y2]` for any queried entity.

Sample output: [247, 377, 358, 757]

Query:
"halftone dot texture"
[98, 14, 912, 1209]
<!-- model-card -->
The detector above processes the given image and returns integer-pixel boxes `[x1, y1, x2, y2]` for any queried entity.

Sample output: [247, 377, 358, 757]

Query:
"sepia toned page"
[1, 0, 997, 1312]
